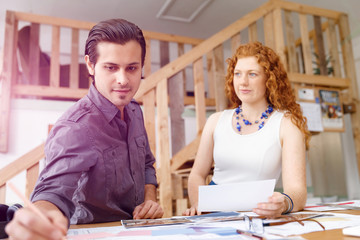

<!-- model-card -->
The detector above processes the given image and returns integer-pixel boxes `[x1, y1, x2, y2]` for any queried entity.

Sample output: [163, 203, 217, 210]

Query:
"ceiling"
[1, 0, 360, 44]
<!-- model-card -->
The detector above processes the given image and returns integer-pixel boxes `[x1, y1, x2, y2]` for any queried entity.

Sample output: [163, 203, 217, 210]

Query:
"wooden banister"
[134, 0, 276, 99]
[0, 143, 44, 202]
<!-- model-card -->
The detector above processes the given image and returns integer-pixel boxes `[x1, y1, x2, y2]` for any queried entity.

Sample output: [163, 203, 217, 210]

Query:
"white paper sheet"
[198, 179, 276, 212]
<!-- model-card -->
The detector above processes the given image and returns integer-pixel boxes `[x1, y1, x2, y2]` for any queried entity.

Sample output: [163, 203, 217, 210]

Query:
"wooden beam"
[0, 185, 5, 203]
[13, 11, 203, 45]
[206, 51, 215, 99]
[70, 28, 80, 89]
[156, 78, 172, 217]
[313, 16, 327, 76]
[263, 11, 275, 49]
[284, 10, 298, 73]
[271, 0, 342, 19]
[288, 73, 350, 89]
[299, 13, 313, 75]
[26, 163, 39, 199]
[171, 135, 201, 172]
[13, 84, 88, 99]
[0, 143, 44, 186]
[248, 22, 258, 42]
[193, 58, 207, 133]
[327, 19, 342, 78]
[184, 96, 215, 106]
[142, 37, 156, 155]
[230, 33, 241, 55]
[29, 23, 40, 85]
[273, 7, 287, 71]
[213, 45, 228, 111]
[338, 14, 360, 171]
[50, 25, 60, 87]
[134, 0, 276, 99]
[0, 11, 18, 153]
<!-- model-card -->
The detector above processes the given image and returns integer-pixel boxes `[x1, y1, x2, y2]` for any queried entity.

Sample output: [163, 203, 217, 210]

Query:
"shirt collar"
[87, 83, 137, 123]
[87, 82, 120, 123]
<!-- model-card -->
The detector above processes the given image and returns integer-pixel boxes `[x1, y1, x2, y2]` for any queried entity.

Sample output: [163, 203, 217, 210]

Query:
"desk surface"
[71, 210, 360, 240]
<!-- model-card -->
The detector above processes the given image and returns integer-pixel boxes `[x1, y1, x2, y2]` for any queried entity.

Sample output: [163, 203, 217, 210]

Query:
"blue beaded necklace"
[235, 104, 274, 132]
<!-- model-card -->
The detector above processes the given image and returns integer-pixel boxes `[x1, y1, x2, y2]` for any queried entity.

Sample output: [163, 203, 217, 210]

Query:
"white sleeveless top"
[211, 109, 284, 184]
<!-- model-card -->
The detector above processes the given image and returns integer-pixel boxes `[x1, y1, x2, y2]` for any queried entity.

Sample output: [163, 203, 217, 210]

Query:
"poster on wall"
[318, 89, 344, 131]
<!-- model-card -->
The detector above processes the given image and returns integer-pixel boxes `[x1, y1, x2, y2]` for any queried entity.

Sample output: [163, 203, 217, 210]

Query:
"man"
[6, 18, 163, 239]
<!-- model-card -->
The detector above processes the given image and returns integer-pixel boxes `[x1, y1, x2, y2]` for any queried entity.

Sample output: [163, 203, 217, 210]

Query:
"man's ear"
[84, 55, 95, 75]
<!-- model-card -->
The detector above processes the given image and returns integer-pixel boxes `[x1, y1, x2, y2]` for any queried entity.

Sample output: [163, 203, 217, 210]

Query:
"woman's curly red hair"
[225, 41, 310, 149]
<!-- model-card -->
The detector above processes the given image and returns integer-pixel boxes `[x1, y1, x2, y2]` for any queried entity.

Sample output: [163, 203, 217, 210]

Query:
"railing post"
[213, 44, 228, 111]
[193, 58, 206, 133]
[49, 25, 60, 87]
[70, 28, 80, 89]
[0, 10, 18, 153]
[156, 78, 172, 217]
[0, 185, 5, 203]
[339, 14, 360, 172]
[26, 163, 39, 199]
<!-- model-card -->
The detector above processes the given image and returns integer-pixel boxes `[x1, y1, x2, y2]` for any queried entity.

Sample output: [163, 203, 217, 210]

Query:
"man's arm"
[5, 200, 68, 240]
[132, 184, 164, 219]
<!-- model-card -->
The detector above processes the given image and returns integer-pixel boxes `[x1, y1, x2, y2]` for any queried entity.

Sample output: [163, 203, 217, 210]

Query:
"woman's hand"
[182, 206, 201, 216]
[252, 192, 286, 218]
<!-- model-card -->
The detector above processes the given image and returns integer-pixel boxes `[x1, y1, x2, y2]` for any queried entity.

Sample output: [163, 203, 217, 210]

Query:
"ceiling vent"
[156, 0, 212, 23]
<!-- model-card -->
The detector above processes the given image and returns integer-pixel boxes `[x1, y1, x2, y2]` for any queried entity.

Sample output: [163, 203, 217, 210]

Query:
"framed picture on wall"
[318, 88, 344, 131]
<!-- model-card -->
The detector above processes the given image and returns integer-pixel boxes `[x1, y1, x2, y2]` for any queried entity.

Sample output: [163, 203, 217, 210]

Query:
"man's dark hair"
[85, 19, 146, 66]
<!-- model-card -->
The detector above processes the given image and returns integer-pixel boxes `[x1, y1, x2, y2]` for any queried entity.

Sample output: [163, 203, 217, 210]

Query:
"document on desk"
[198, 179, 276, 212]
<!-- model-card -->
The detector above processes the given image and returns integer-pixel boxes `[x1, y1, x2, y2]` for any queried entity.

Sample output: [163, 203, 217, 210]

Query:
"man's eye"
[127, 66, 138, 71]
[105, 65, 117, 71]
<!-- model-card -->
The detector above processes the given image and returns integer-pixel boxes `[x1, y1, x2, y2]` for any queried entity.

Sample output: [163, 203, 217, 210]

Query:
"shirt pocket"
[134, 135, 146, 177]
[135, 135, 146, 159]
[103, 145, 128, 191]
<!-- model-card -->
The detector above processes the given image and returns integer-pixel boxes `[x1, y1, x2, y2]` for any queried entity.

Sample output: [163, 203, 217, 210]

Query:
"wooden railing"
[135, 0, 359, 216]
[1, 0, 359, 217]
[0, 144, 44, 203]
[0, 10, 203, 153]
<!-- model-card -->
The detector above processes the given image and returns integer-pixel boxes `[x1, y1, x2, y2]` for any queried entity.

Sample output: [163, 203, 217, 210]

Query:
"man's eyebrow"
[103, 62, 140, 66]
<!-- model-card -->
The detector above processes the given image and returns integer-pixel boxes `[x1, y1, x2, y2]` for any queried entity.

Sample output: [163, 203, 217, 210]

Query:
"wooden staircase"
[1, 0, 360, 218]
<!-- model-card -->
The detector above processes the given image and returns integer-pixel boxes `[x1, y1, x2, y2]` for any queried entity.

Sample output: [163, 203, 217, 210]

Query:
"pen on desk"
[8, 182, 67, 239]
[236, 229, 265, 240]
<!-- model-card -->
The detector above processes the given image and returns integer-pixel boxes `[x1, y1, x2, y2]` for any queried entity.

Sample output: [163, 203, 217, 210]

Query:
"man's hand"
[5, 207, 68, 240]
[5, 201, 68, 240]
[133, 200, 164, 219]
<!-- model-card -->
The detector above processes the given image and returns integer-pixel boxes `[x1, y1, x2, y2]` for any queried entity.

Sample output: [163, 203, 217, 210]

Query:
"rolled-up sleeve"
[144, 134, 157, 187]
[31, 120, 97, 220]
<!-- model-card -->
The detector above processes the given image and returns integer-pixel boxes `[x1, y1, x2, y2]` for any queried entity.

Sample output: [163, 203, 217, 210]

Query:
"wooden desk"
[71, 210, 360, 240]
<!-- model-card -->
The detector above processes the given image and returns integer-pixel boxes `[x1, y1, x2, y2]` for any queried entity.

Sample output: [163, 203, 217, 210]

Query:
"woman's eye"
[234, 72, 241, 77]
[249, 72, 257, 77]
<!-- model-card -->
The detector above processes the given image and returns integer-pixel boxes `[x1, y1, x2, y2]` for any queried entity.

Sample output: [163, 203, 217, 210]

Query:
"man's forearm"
[144, 184, 157, 202]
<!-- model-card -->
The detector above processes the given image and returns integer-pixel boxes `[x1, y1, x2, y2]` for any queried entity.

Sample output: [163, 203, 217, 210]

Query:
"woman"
[184, 42, 310, 218]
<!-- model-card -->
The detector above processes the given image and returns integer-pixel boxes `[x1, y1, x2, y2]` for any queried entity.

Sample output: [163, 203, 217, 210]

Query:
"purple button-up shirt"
[31, 83, 157, 224]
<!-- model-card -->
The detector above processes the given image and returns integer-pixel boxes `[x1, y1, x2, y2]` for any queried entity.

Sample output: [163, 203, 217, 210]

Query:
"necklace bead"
[235, 104, 274, 133]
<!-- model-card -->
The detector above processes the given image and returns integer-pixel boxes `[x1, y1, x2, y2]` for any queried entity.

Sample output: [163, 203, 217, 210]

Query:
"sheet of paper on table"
[198, 179, 276, 212]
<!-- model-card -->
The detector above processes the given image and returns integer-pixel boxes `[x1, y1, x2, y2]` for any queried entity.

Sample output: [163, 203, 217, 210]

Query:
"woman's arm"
[184, 112, 221, 216]
[281, 115, 307, 211]
[253, 115, 307, 217]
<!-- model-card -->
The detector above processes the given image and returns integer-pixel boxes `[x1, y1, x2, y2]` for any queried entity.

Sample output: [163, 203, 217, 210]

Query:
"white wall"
[0, 99, 76, 204]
